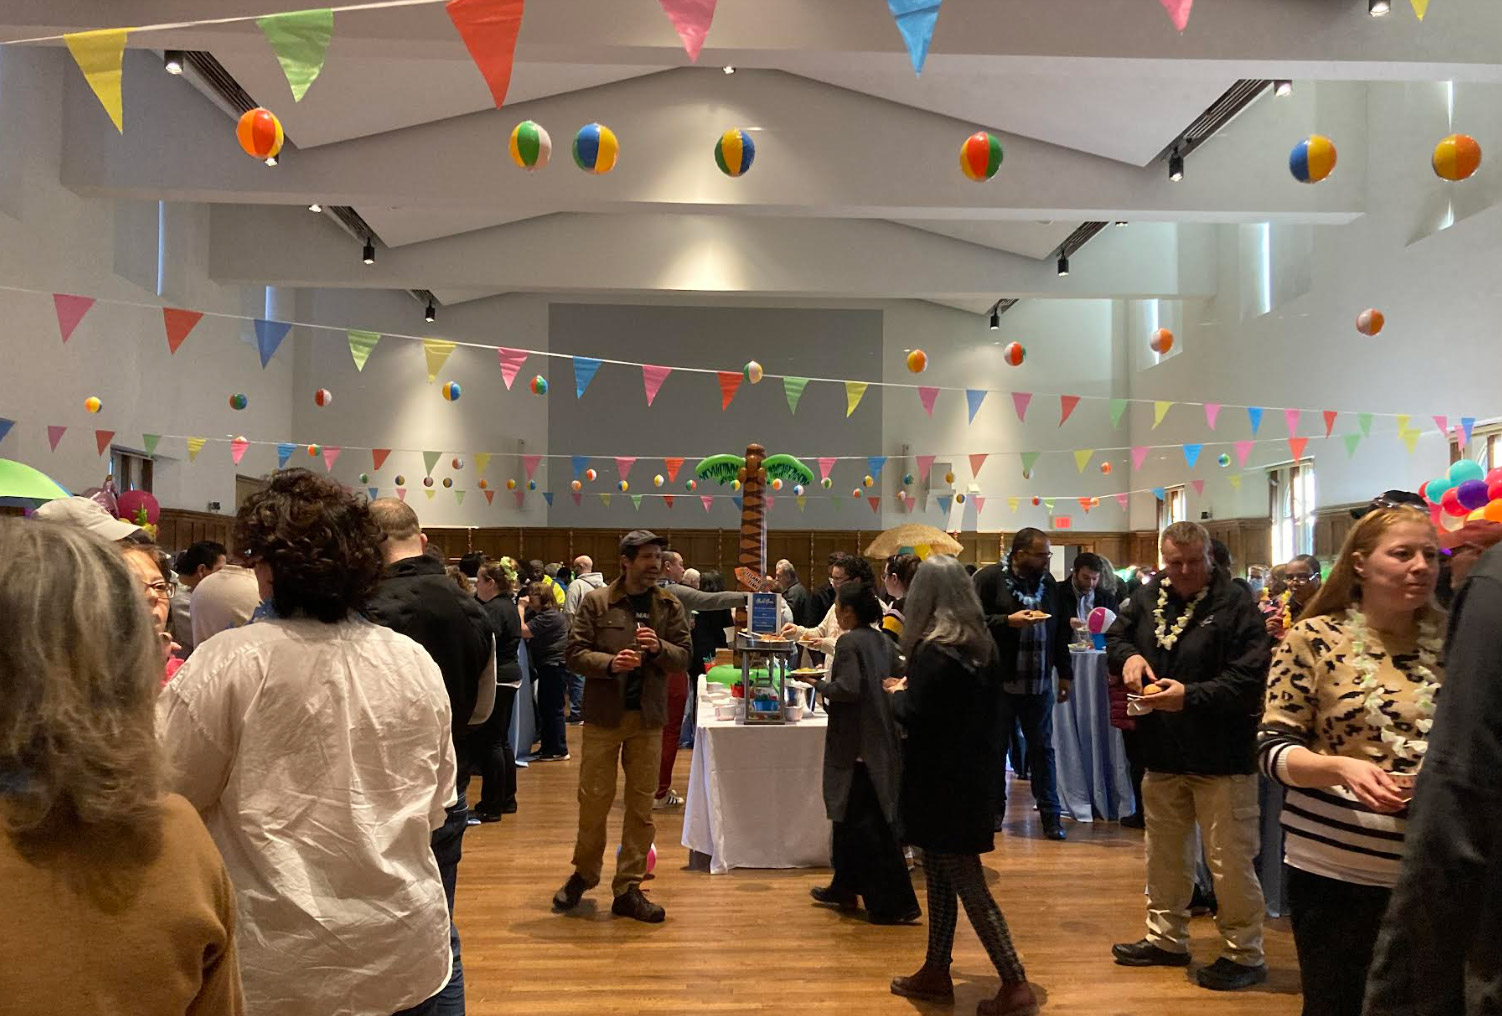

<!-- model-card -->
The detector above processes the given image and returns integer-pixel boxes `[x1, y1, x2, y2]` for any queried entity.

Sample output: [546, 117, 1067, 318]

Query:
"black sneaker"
[810, 885, 858, 910]
[611, 886, 665, 923]
[471, 810, 503, 824]
[1042, 816, 1067, 841]
[552, 873, 594, 911]
[1120, 812, 1146, 829]
[868, 907, 922, 926]
[1112, 939, 1192, 967]
[1195, 958, 1268, 991]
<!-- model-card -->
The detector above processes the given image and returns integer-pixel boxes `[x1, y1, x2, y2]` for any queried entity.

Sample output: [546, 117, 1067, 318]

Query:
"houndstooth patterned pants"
[923, 851, 1027, 982]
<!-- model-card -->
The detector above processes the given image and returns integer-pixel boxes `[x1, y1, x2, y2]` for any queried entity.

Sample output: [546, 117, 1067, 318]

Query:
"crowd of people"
[3, 471, 1500, 1015]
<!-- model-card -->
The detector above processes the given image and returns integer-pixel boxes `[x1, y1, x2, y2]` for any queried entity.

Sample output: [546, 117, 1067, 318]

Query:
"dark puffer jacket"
[366, 554, 494, 748]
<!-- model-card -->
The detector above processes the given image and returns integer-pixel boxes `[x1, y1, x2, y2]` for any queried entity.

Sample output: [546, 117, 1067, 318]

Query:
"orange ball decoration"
[1100, 461, 1113, 475]
[1002, 342, 1025, 367]
[236, 107, 285, 160]
[1150, 328, 1174, 355]
[1433, 133, 1482, 182]
[1356, 308, 1385, 337]
[906, 349, 928, 373]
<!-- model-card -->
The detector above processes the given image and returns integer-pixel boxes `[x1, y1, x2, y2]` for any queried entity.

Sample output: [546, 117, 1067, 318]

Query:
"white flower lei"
[1153, 579, 1208, 650]
[1346, 607, 1442, 765]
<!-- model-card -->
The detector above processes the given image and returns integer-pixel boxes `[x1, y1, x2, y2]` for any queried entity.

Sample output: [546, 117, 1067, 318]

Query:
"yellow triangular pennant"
[1401, 430, 1420, 454]
[186, 436, 207, 462]
[425, 488, 437, 500]
[1153, 401, 1174, 429]
[1073, 449, 1093, 473]
[1395, 414, 1410, 435]
[1007, 496, 1020, 513]
[423, 338, 457, 383]
[1411, 0, 1429, 19]
[796, 496, 807, 511]
[65, 28, 131, 132]
[845, 381, 869, 417]
[474, 452, 492, 476]
[1229, 474, 1242, 490]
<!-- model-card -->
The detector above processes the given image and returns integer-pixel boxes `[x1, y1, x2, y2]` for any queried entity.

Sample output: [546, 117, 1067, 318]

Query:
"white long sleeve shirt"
[157, 616, 457, 1016]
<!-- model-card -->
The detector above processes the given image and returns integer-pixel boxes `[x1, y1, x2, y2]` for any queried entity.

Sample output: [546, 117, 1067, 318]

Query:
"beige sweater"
[0, 793, 243, 1015]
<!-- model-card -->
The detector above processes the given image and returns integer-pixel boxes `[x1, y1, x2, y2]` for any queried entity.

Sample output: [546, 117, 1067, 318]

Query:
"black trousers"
[465, 685, 517, 817]
[830, 763, 918, 920]
[535, 661, 569, 757]
[1287, 866, 1392, 1016]
[1121, 728, 1147, 816]
[995, 690, 1060, 820]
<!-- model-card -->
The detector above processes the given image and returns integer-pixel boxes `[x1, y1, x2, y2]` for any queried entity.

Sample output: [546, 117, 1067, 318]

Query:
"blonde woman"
[1258, 505, 1443, 1016]
[0, 520, 242, 1014]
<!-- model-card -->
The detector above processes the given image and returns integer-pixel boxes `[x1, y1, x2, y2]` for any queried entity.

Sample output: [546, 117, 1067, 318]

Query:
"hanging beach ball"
[509, 120, 552, 171]
[944, 471, 955, 484]
[897, 489, 906, 501]
[685, 479, 697, 491]
[507, 479, 517, 490]
[530, 375, 548, 395]
[585, 468, 598, 482]
[653, 474, 665, 488]
[1100, 462, 1113, 475]
[1218, 453, 1232, 468]
[449, 457, 463, 470]
[359, 473, 370, 484]
[1150, 328, 1174, 355]
[793, 484, 804, 496]
[731, 479, 742, 491]
[314, 388, 333, 407]
[1032, 496, 1041, 506]
[743, 360, 763, 384]
[906, 349, 928, 373]
[423, 477, 434, 488]
[852, 488, 863, 498]
[573, 123, 619, 174]
[479, 479, 489, 490]
[442, 381, 462, 401]
[229, 393, 248, 411]
[862, 475, 874, 488]
[903, 473, 915, 485]
[1433, 133, 1482, 182]
[821, 477, 833, 489]
[771, 478, 784, 491]
[1003, 342, 1026, 367]
[394, 474, 406, 486]
[1355, 308, 1385, 337]
[955, 493, 966, 504]
[442, 477, 453, 489]
[307, 444, 320, 457]
[1289, 135, 1337, 184]
[616, 480, 628, 493]
[960, 131, 1004, 182]
[714, 129, 756, 177]
[528, 480, 536, 491]
[83, 396, 102, 414]
[571, 479, 582, 492]
[236, 107, 284, 160]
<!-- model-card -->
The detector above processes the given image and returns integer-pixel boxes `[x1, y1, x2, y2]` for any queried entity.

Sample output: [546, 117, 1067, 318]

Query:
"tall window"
[1270, 461, 1317, 564]
[110, 448, 153, 493]
[1158, 485, 1187, 533]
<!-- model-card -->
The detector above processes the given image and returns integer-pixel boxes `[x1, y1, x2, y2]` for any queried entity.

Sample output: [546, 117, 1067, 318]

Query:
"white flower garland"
[1153, 580, 1208, 650]
[1346, 607, 1442, 765]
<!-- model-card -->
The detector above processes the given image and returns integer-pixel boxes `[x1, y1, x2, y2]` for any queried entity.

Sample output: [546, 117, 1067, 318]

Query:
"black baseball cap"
[619, 529, 669, 556]
[1350, 490, 1426, 520]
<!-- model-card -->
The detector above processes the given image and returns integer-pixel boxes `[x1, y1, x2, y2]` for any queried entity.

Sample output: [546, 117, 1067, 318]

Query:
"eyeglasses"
[142, 580, 178, 602]
[1286, 573, 1317, 584]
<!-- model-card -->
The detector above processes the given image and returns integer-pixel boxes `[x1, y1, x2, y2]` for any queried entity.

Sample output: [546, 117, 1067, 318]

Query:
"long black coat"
[813, 626, 904, 825]
[891, 640, 1002, 855]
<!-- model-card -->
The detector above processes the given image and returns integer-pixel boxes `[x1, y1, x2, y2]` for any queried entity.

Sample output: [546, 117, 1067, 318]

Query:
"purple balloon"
[1456, 478, 1491, 511]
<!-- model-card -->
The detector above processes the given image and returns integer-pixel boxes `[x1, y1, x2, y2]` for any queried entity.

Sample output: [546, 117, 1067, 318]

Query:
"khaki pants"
[1143, 772, 1265, 966]
[571, 712, 661, 897]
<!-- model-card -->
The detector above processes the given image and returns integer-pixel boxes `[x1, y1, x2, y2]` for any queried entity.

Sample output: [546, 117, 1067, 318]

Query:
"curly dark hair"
[233, 469, 385, 622]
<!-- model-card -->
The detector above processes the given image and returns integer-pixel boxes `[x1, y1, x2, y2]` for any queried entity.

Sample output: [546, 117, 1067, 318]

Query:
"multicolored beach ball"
[960, 131, 1004, 182]
[573, 123, 619, 174]
[1002, 342, 1026, 367]
[530, 375, 548, 395]
[441, 381, 462, 402]
[509, 120, 552, 171]
[714, 129, 756, 177]
[1289, 135, 1337, 184]
[1433, 133, 1482, 182]
[236, 107, 284, 160]
[229, 393, 248, 411]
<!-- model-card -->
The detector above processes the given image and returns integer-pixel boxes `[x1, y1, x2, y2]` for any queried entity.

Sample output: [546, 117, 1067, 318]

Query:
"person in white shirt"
[782, 553, 877, 654]
[157, 469, 456, 1016]
[188, 559, 261, 649]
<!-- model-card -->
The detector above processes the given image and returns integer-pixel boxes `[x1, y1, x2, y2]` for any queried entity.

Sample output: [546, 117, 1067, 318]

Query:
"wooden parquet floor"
[456, 726, 1301, 1015]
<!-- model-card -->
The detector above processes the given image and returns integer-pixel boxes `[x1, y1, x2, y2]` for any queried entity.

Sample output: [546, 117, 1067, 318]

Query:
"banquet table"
[1051, 648, 1136, 822]
[507, 640, 536, 766]
[682, 678, 832, 873]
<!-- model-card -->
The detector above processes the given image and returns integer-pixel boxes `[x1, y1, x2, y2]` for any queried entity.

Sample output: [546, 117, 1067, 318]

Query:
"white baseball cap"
[32, 496, 144, 542]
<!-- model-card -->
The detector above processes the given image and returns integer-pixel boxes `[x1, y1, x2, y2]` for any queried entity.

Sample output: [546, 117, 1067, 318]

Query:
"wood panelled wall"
[1203, 517, 1275, 572]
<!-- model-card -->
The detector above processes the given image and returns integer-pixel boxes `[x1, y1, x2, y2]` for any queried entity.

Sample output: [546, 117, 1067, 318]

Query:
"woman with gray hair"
[886, 555, 1038, 1016]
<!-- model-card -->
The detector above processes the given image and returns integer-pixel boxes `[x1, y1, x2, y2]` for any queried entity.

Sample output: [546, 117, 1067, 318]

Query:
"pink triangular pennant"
[664, 457, 685, 483]
[1114, 493, 1130, 510]
[322, 446, 341, 472]
[1191, 479, 1205, 496]
[497, 348, 527, 389]
[53, 293, 95, 343]
[700, 495, 714, 512]
[1131, 446, 1149, 470]
[1284, 408, 1302, 436]
[163, 308, 204, 354]
[1059, 395, 1081, 426]
[372, 449, 391, 471]
[918, 386, 940, 417]
[765, 495, 774, 512]
[231, 437, 249, 465]
[615, 457, 636, 481]
[1011, 392, 1033, 422]
[818, 457, 837, 481]
[717, 371, 742, 410]
[1158, 0, 1193, 32]
[1234, 440, 1255, 467]
[396, 489, 407, 502]
[1289, 436, 1309, 461]
[1204, 403, 1222, 430]
[1432, 415, 1448, 440]
[522, 454, 542, 480]
[642, 364, 672, 406]
[657, 0, 718, 62]
[969, 453, 988, 477]
[905, 496, 916, 514]
[47, 425, 67, 451]
[916, 455, 936, 479]
[1324, 410, 1339, 439]
[972, 496, 986, 514]
[94, 429, 115, 456]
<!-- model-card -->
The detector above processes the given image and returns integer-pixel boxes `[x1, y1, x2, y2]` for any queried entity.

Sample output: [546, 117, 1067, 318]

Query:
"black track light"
[989, 308, 1000, 330]
[1274, 80, 1293, 98]
[1057, 256, 1070, 277]
[1115, 220, 1128, 227]
[1169, 152, 1185, 182]
[1369, 0, 1391, 15]
[362, 239, 375, 265]
[164, 51, 185, 75]
[424, 300, 436, 323]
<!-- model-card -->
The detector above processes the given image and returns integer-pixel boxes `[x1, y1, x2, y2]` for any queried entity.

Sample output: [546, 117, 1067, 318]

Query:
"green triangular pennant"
[142, 433, 160, 456]
[1019, 451, 1040, 475]
[423, 451, 442, 475]
[784, 376, 809, 414]
[1358, 413, 1373, 438]
[1343, 433, 1362, 458]
[257, 8, 334, 102]
[454, 489, 466, 505]
[631, 495, 643, 510]
[1109, 398, 1129, 429]
[347, 329, 380, 371]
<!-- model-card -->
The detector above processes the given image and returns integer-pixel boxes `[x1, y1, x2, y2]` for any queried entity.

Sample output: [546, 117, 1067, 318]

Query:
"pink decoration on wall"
[642, 364, 672, 406]
[231, 437, 249, 464]
[1204, 403, 1222, 430]
[615, 456, 636, 481]
[53, 293, 96, 343]
[1191, 479, 1205, 496]
[497, 348, 528, 389]
[918, 386, 940, 417]
[1234, 440, 1255, 467]
[969, 453, 988, 477]
[916, 455, 936, 478]
[657, 0, 718, 61]
[1158, 0, 1193, 32]
[1131, 446, 1149, 470]
[1011, 391, 1032, 422]
[700, 495, 714, 512]
[1284, 408, 1302, 436]
[818, 457, 837, 481]
[522, 454, 542, 479]
[47, 425, 67, 451]
[322, 446, 341, 471]
[1114, 493, 1130, 510]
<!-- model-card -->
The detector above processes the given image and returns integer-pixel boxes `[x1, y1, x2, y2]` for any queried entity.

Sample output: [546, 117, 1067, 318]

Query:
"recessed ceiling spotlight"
[307, 202, 322, 213]
[723, 65, 736, 75]
[1274, 80, 1293, 97]
[164, 51, 185, 75]
[1114, 221, 1128, 227]
[1369, 0, 1391, 15]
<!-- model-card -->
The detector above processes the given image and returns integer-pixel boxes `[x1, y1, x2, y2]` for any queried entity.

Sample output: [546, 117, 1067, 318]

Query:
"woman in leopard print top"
[1258, 505, 1444, 1016]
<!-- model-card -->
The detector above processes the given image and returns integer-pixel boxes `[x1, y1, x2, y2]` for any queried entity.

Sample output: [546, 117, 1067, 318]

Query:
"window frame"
[1268, 459, 1317, 563]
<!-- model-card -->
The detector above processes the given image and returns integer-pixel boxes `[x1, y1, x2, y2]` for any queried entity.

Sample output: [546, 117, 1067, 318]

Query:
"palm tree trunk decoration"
[695, 445, 814, 591]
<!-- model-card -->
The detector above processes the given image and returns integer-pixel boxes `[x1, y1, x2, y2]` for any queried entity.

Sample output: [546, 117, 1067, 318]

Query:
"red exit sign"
[1052, 516, 1073, 530]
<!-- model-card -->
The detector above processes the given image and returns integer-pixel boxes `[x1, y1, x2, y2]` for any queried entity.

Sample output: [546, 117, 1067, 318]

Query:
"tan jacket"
[567, 578, 691, 728]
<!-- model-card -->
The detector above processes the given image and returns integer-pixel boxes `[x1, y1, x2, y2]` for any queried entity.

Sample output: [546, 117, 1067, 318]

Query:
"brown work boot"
[890, 962, 954, 1003]
[977, 980, 1039, 1016]
[611, 885, 666, 923]
[551, 872, 594, 911]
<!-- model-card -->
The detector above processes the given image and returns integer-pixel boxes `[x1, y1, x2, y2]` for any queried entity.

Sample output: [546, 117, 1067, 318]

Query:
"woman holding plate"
[1258, 504, 1444, 1016]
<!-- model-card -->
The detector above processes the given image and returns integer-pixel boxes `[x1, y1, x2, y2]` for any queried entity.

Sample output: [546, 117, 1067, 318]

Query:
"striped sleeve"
[1258, 622, 1318, 786]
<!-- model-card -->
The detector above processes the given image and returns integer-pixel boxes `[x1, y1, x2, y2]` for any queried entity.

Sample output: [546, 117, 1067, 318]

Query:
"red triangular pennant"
[163, 308, 204, 354]
[1059, 394, 1081, 426]
[1289, 436, 1309, 461]
[1323, 410, 1338, 439]
[484, 489, 496, 505]
[47, 425, 67, 451]
[53, 293, 95, 343]
[969, 453, 988, 477]
[663, 494, 675, 508]
[372, 449, 391, 471]
[869, 497, 880, 514]
[717, 371, 742, 410]
[664, 457, 684, 483]
[445, 0, 526, 108]
[94, 429, 115, 456]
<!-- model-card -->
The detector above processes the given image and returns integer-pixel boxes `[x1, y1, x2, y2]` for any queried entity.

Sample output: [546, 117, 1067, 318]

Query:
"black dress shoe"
[810, 885, 859, 910]
[471, 810, 503, 824]
[1195, 958, 1268, 991]
[1120, 812, 1146, 829]
[868, 907, 922, 926]
[1112, 939, 1192, 967]
[1042, 817, 1067, 840]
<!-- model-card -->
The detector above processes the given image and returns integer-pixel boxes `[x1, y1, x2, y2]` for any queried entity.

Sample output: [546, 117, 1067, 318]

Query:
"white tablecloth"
[681, 679, 832, 873]
[1052, 649, 1135, 822]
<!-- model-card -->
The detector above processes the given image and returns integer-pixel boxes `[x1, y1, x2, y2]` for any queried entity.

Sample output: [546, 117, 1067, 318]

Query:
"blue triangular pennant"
[965, 389, 987, 424]
[1182, 443, 1203, 469]
[867, 456, 887, 480]
[571, 455, 588, 478]
[543, 492, 554, 506]
[1460, 417, 1476, 445]
[886, 0, 943, 75]
[0, 418, 12, 444]
[733, 496, 743, 511]
[1152, 487, 1166, 501]
[276, 442, 296, 469]
[573, 356, 602, 398]
[938, 494, 953, 515]
[367, 487, 379, 501]
[254, 318, 292, 369]
[1247, 406, 1263, 436]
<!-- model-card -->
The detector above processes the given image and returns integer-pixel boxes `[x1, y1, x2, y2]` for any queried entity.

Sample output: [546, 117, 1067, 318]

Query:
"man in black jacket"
[367, 498, 495, 1016]
[973, 528, 1074, 841]
[1104, 521, 1271, 992]
[1057, 551, 1121, 631]
[1363, 540, 1502, 1016]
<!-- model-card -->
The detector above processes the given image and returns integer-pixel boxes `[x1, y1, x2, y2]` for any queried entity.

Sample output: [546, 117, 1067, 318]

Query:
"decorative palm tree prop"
[696, 444, 815, 590]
